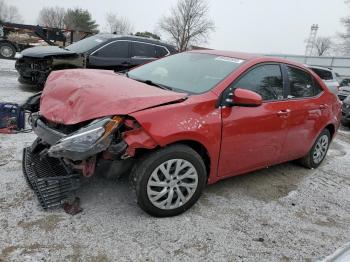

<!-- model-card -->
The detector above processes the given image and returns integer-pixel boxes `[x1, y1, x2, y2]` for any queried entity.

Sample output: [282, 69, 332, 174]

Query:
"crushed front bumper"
[22, 146, 80, 209]
[15, 58, 51, 87]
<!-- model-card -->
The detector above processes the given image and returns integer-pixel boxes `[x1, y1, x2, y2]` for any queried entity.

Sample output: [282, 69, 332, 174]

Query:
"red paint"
[82, 157, 96, 177]
[233, 88, 262, 106]
[123, 128, 158, 156]
[40, 51, 341, 185]
[40, 69, 187, 125]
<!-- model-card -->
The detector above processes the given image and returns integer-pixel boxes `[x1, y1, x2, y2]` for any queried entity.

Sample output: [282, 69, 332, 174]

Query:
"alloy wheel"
[147, 159, 198, 210]
[313, 134, 329, 164]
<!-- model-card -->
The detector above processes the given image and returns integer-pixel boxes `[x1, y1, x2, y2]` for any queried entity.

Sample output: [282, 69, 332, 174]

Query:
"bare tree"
[37, 7, 66, 28]
[106, 13, 133, 34]
[0, 0, 22, 23]
[159, 0, 215, 51]
[339, 15, 350, 55]
[313, 37, 333, 56]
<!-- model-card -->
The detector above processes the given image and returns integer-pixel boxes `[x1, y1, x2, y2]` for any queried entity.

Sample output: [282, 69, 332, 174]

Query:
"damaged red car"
[23, 50, 342, 217]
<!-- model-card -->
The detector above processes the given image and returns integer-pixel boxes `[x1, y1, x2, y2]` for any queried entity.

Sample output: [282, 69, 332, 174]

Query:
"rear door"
[88, 41, 131, 71]
[278, 64, 327, 162]
[130, 42, 166, 68]
[218, 63, 290, 177]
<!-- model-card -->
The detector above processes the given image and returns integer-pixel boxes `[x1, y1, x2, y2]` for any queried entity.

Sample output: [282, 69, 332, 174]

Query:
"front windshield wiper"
[131, 78, 173, 91]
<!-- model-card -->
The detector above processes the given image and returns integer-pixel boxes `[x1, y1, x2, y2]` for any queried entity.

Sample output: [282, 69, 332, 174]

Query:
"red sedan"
[23, 50, 342, 217]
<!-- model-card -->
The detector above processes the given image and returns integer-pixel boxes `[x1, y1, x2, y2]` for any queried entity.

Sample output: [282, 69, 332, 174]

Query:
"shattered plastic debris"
[63, 197, 83, 215]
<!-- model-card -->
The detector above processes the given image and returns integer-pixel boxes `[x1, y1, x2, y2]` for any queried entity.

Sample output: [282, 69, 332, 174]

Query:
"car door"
[88, 41, 131, 71]
[218, 63, 290, 178]
[130, 42, 158, 68]
[278, 64, 326, 162]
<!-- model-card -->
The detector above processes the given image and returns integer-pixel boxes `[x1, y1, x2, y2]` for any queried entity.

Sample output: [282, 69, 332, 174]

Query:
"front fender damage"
[122, 127, 158, 157]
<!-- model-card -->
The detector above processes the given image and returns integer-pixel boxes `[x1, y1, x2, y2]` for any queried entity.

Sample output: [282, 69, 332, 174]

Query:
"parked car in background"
[306, 65, 339, 95]
[339, 78, 350, 87]
[339, 78, 350, 101]
[341, 95, 350, 127]
[15, 34, 177, 87]
[23, 50, 341, 217]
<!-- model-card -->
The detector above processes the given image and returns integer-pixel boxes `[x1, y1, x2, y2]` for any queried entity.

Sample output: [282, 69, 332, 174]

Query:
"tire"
[300, 129, 331, 169]
[0, 42, 16, 59]
[130, 144, 207, 217]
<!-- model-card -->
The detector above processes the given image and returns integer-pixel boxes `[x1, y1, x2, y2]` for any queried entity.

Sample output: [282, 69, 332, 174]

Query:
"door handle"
[277, 109, 291, 117]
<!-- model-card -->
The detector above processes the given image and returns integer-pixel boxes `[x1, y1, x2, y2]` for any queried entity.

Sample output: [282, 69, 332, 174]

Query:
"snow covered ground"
[0, 59, 350, 261]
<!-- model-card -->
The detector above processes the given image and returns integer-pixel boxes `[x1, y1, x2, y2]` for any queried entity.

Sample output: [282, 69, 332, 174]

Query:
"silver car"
[307, 65, 339, 95]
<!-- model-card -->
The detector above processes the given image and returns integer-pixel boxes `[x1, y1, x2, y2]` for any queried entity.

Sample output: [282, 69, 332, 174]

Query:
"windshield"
[66, 34, 110, 53]
[128, 52, 244, 94]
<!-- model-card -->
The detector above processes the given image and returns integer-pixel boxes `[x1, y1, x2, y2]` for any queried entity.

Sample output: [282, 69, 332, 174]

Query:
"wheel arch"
[0, 40, 17, 49]
[324, 123, 335, 139]
[132, 138, 211, 182]
[169, 140, 211, 180]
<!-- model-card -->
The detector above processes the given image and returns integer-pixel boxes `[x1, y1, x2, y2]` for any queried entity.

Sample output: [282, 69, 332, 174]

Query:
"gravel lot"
[0, 59, 350, 262]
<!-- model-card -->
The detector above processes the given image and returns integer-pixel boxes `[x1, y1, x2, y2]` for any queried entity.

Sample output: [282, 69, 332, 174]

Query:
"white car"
[306, 65, 339, 95]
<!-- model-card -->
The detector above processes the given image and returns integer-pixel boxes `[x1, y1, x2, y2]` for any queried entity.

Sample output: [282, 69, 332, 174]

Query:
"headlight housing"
[48, 116, 122, 160]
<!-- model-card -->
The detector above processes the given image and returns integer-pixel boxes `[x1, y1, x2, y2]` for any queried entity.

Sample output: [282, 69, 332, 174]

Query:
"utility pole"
[305, 24, 319, 56]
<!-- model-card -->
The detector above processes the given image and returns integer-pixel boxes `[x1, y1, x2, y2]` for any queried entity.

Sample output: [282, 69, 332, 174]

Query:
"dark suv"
[15, 34, 177, 87]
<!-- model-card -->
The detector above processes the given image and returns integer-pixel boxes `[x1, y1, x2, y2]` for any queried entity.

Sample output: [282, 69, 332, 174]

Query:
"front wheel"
[130, 144, 207, 217]
[300, 129, 331, 168]
[0, 42, 16, 58]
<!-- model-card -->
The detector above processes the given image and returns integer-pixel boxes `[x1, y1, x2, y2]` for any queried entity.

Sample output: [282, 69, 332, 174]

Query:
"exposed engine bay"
[23, 108, 158, 210]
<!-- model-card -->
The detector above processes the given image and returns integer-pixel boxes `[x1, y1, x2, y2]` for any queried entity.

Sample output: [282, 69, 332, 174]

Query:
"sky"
[7, 0, 350, 55]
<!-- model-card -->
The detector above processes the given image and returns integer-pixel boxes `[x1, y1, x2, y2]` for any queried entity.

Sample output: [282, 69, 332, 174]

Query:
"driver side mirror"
[224, 88, 262, 107]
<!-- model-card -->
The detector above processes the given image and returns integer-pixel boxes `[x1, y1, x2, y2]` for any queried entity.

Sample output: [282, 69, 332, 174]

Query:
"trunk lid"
[40, 69, 187, 125]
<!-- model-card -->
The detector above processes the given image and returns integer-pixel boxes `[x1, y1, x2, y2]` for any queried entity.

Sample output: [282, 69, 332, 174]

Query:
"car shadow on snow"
[73, 161, 311, 216]
[71, 139, 345, 216]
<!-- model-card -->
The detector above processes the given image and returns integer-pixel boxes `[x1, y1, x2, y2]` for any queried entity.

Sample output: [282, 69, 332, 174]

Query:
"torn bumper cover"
[24, 114, 159, 209]
[22, 146, 80, 209]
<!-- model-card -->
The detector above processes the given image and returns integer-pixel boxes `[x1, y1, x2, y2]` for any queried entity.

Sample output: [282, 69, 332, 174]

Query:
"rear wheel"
[130, 144, 207, 217]
[300, 129, 331, 168]
[0, 42, 16, 59]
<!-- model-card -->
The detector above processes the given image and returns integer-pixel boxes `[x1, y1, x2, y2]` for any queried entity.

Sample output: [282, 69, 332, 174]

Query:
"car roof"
[189, 49, 311, 68]
[97, 33, 176, 50]
[190, 49, 259, 60]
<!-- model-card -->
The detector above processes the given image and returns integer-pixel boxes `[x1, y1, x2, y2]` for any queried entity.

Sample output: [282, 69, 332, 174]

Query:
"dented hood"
[21, 46, 77, 58]
[40, 69, 187, 125]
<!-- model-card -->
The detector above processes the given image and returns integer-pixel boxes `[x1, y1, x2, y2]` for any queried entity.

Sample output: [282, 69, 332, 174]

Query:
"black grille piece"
[22, 147, 80, 210]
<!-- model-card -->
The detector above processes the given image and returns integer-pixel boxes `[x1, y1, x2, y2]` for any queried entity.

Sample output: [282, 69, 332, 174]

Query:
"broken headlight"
[48, 116, 122, 160]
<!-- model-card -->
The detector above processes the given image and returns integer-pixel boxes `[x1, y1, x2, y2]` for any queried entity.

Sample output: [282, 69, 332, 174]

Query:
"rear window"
[66, 35, 110, 53]
[309, 68, 333, 81]
[132, 42, 156, 58]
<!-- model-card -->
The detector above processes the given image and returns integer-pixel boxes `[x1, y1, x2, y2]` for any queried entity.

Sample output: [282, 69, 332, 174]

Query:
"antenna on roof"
[305, 24, 319, 56]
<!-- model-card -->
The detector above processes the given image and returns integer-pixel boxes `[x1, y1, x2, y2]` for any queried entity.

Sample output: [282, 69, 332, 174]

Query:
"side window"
[309, 68, 333, 81]
[131, 42, 156, 58]
[155, 46, 168, 58]
[231, 64, 284, 101]
[286, 66, 314, 98]
[95, 41, 129, 58]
